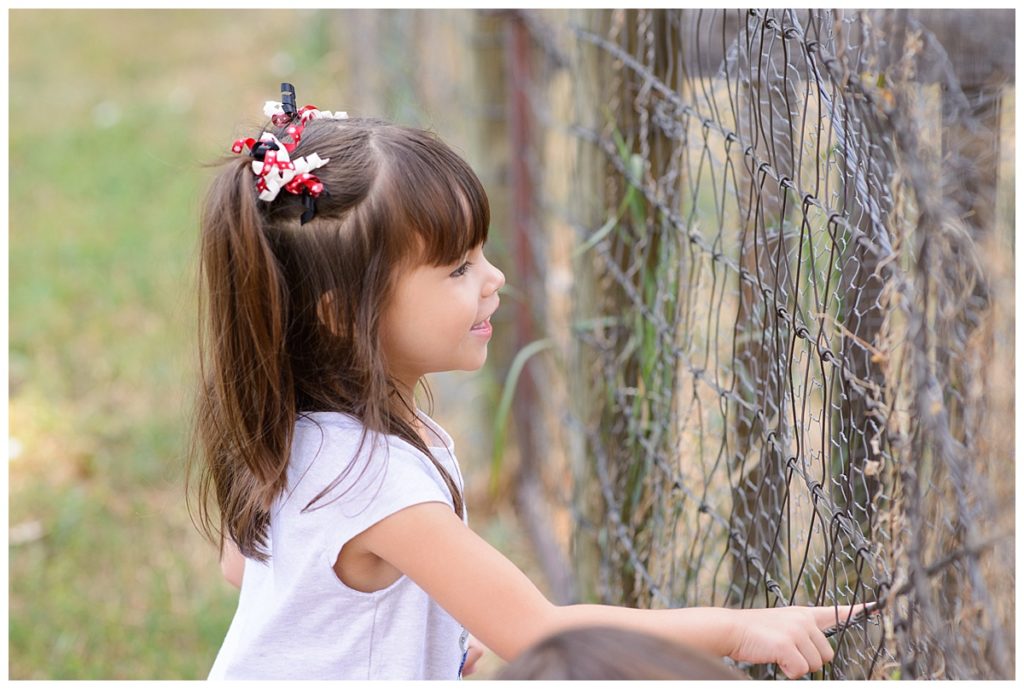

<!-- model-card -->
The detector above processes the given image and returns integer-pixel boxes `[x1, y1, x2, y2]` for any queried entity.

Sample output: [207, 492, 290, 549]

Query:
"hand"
[725, 603, 876, 679]
[461, 635, 486, 677]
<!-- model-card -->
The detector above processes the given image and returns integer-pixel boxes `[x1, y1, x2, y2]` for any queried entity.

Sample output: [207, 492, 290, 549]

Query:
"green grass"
[9, 481, 239, 678]
[7, 10, 325, 679]
[8, 9, 536, 680]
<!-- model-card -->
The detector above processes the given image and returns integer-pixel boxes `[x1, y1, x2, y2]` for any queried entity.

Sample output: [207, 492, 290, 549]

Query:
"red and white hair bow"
[231, 133, 330, 202]
[230, 84, 349, 222]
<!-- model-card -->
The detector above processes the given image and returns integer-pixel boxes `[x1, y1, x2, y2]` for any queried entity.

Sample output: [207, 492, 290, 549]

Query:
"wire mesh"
[509, 8, 1014, 680]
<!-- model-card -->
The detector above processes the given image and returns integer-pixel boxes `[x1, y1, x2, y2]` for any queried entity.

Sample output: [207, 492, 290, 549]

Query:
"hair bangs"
[386, 134, 490, 268]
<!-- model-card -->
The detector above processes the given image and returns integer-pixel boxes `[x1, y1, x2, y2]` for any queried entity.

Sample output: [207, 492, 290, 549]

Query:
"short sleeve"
[288, 422, 454, 566]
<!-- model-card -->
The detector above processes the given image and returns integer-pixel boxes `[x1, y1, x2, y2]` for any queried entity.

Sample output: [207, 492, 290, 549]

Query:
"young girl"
[190, 84, 872, 680]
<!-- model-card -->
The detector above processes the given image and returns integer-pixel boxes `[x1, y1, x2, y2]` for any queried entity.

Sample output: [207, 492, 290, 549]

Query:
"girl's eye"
[450, 261, 472, 278]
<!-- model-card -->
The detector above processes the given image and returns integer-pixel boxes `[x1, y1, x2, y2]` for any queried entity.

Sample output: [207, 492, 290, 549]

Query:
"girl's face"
[380, 242, 505, 390]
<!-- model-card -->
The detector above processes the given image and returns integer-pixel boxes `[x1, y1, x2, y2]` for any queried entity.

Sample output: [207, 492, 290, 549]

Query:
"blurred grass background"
[9, 9, 536, 679]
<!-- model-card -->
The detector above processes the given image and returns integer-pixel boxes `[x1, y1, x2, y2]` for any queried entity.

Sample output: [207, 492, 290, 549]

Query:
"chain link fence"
[492, 8, 1014, 680]
[313, 8, 1016, 679]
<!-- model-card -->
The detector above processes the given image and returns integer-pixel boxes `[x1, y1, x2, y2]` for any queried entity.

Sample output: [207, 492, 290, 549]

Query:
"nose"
[490, 264, 506, 297]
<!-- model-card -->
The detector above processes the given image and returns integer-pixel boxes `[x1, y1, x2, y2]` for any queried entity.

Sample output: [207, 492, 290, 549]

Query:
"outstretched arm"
[358, 501, 872, 679]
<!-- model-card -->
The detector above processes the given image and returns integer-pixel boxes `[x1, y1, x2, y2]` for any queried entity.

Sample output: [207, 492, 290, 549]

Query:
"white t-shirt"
[207, 410, 469, 680]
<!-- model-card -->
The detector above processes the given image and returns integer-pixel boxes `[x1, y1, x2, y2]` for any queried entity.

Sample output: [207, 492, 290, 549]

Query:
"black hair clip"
[280, 82, 298, 119]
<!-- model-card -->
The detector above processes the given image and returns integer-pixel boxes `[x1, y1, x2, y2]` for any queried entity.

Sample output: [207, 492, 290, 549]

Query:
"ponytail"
[190, 158, 295, 561]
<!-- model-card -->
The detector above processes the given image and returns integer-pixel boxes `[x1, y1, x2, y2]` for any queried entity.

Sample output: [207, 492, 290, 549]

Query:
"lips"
[472, 300, 499, 333]
[471, 308, 497, 331]
[470, 320, 493, 339]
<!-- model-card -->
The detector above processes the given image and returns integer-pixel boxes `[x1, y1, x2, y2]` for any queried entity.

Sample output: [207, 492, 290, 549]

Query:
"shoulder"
[291, 412, 368, 471]
[294, 411, 434, 466]
[289, 412, 451, 507]
[295, 410, 364, 438]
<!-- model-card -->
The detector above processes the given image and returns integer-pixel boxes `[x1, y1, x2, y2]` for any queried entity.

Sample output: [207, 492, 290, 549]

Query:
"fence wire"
[506, 8, 1014, 679]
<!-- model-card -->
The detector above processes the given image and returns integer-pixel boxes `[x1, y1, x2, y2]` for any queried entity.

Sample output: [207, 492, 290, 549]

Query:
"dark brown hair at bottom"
[496, 625, 748, 680]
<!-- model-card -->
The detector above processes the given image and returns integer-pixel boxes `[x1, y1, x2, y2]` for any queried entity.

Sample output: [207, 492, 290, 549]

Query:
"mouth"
[472, 300, 499, 334]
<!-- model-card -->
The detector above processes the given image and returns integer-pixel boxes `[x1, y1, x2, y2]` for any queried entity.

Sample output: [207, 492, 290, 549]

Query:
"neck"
[390, 376, 420, 426]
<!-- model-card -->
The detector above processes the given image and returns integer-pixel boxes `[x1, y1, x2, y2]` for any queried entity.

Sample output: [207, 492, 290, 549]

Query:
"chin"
[458, 353, 489, 372]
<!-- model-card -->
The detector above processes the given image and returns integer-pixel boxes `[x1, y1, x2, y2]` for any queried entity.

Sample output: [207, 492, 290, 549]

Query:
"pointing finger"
[817, 602, 880, 637]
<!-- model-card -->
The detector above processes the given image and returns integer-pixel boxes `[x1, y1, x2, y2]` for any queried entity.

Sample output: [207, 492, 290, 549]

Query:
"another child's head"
[191, 86, 502, 557]
[496, 626, 747, 680]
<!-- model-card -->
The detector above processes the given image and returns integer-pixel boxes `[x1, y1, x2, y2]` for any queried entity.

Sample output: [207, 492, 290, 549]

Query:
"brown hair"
[187, 115, 488, 560]
[496, 626, 747, 680]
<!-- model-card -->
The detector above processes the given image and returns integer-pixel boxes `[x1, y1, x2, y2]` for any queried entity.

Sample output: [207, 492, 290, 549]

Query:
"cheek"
[385, 281, 479, 354]
[388, 298, 466, 353]
[426, 284, 475, 326]
[434, 299, 476, 342]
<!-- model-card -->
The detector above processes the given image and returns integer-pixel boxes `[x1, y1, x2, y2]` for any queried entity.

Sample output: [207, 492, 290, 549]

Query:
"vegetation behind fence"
[501, 8, 1014, 680]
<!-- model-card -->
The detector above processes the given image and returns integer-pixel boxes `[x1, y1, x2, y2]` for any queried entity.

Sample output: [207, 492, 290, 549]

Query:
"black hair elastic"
[300, 192, 317, 225]
[250, 138, 280, 161]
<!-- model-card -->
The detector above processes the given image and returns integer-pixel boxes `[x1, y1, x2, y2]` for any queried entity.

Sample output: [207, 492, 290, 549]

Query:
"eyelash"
[451, 261, 473, 278]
